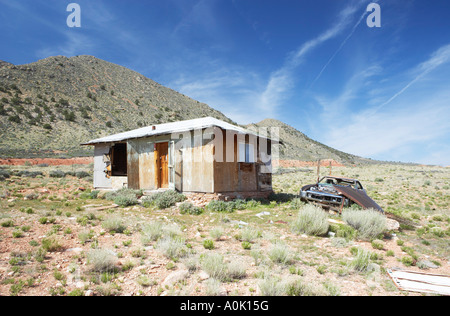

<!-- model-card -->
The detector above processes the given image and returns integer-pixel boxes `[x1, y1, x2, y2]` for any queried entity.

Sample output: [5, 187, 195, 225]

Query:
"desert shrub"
[258, 276, 286, 296]
[38, 217, 48, 224]
[342, 208, 386, 240]
[102, 216, 127, 233]
[155, 236, 188, 260]
[231, 199, 247, 210]
[210, 227, 224, 240]
[79, 229, 94, 244]
[114, 194, 138, 207]
[25, 192, 39, 200]
[329, 223, 357, 240]
[205, 278, 223, 296]
[200, 253, 246, 282]
[87, 248, 118, 272]
[431, 227, 445, 238]
[206, 200, 227, 212]
[200, 253, 229, 282]
[0, 169, 11, 180]
[286, 279, 324, 296]
[140, 221, 163, 245]
[143, 190, 185, 209]
[75, 171, 90, 178]
[89, 190, 100, 199]
[105, 188, 141, 207]
[203, 239, 215, 250]
[16, 170, 43, 178]
[41, 237, 63, 252]
[289, 198, 305, 209]
[226, 260, 246, 280]
[179, 201, 203, 215]
[33, 247, 47, 263]
[105, 188, 142, 200]
[68, 289, 84, 296]
[240, 227, 261, 243]
[371, 239, 384, 250]
[351, 248, 372, 272]
[245, 199, 262, 208]
[206, 200, 237, 213]
[12, 230, 23, 238]
[291, 204, 329, 236]
[162, 223, 182, 238]
[268, 242, 292, 265]
[49, 170, 66, 178]
[1, 220, 14, 227]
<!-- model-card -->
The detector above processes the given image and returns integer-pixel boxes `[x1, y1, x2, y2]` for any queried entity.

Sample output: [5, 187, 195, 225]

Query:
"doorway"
[155, 142, 169, 189]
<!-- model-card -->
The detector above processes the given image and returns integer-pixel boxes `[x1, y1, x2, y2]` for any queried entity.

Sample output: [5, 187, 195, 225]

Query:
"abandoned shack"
[82, 117, 277, 200]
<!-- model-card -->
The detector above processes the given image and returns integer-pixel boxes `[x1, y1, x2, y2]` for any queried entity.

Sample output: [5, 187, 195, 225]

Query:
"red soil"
[0, 157, 94, 166]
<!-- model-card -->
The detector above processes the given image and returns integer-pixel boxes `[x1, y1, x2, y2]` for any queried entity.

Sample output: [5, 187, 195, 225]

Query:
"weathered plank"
[387, 269, 450, 296]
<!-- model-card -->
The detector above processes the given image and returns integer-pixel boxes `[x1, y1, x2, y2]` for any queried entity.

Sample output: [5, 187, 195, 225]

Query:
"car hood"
[332, 185, 384, 213]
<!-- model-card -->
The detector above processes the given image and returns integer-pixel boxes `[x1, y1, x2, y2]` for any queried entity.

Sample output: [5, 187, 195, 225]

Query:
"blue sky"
[1, 0, 450, 166]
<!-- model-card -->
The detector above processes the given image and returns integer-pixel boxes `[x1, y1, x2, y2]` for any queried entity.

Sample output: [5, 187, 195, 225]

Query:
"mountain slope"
[0, 55, 231, 157]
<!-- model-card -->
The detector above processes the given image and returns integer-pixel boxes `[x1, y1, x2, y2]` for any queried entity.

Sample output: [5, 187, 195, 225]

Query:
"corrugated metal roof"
[82, 117, 272, 145]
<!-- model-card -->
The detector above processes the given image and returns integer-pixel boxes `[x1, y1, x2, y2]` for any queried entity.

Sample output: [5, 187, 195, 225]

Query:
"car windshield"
[320, 177, 362, 190]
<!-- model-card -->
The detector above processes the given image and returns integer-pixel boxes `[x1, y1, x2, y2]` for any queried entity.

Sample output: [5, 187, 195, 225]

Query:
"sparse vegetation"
[0, 162, 448, 296]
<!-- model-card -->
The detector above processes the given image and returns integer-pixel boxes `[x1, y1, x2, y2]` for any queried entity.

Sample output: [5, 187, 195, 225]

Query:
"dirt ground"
[0, 157, 93, 166]
[0, 161, 449, 297]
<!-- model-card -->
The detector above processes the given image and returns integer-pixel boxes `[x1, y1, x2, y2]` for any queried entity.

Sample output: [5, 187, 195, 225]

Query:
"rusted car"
[300, 176, 384, 213]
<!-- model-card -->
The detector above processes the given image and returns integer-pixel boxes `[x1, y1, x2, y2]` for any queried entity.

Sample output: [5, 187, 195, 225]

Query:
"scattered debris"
[387, 269, 450, 296]
[255, 211, 270, 219]
[83, 204, 119, 212]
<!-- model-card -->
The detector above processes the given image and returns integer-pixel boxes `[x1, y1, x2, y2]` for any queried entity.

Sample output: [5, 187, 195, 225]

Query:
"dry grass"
[0, 163, 449, 296]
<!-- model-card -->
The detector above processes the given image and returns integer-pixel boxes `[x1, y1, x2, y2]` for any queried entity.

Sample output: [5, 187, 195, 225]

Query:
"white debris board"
[387, 269, 450, 296]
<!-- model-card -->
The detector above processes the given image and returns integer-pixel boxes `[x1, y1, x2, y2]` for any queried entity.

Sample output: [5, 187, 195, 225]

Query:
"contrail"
[310, 0, 379, 88]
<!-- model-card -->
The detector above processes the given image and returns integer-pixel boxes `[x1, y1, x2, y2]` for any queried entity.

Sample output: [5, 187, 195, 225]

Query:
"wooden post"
[317, 159, 321, 183]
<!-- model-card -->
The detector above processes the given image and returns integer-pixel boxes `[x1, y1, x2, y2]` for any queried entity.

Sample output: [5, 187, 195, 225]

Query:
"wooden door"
[155, 142, 169, 188]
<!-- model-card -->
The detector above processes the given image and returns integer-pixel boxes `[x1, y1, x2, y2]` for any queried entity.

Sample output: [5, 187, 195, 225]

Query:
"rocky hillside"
[0, 55, 231, 158]
[248, 119, 377, 165]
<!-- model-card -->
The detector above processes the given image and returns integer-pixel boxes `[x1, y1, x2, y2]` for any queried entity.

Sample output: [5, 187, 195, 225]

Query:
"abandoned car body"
[300, 176, 384, 213]
[82, 117, 277, 200]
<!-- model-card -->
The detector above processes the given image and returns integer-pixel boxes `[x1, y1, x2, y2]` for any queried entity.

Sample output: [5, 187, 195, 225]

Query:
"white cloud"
[317, 44, 450, 165]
